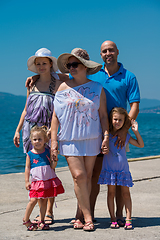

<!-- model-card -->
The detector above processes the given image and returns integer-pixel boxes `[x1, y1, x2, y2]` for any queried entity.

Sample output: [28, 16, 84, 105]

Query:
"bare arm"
[99, 88, 109, 154]
[13, 88, 30, 148]
[50, 110, 59, 162]
[58, 73, 69, 82]
[25, 155, 31, 190]
[25, 73, 69, 89]
[129, 119, 144, 148]
[114, 102, 139, 148]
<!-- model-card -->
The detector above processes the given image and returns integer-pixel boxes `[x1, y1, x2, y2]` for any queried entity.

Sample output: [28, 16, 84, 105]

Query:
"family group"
[13, 40, 144, 232]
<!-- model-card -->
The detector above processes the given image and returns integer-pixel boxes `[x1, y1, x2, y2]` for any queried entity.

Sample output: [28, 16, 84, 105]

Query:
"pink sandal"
[83, 221, 95, 231]
[73, 219, 84, 229]
[38, 221, 50, 230]
[124, 220, 134, 230]
[23, 219, 38, 231]
[110, 221, 120, 229]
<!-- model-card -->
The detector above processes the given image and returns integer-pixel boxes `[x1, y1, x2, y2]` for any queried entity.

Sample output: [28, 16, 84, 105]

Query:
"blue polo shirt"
[87, 62, 140, 114]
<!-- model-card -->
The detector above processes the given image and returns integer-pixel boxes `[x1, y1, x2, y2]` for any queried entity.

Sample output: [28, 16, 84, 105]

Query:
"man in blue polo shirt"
[89, 40, 140, 226]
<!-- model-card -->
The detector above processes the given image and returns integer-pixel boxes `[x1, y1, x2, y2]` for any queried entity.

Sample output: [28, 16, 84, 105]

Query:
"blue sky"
[1, 0, 160, 100]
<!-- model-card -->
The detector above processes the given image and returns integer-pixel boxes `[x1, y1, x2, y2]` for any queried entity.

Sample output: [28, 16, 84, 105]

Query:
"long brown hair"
[109, 107, 130, 132]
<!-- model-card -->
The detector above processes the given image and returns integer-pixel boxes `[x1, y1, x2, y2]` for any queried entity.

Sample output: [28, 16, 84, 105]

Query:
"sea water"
[0, 113, 160, 174]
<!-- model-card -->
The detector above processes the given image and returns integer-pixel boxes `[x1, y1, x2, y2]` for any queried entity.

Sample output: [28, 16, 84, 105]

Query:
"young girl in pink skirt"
[23, 126, 64, 231]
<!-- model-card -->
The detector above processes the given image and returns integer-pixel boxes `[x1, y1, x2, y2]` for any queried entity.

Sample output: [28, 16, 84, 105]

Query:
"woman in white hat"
[51, 48, 109, 231]
[13, 48, 64, 228]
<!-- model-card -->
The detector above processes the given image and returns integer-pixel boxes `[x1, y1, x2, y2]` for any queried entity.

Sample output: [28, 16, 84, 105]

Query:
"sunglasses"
[66, 62, 82, 69]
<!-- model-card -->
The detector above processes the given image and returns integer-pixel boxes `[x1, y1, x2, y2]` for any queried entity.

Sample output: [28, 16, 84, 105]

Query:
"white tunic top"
[54, 81, 103, 156]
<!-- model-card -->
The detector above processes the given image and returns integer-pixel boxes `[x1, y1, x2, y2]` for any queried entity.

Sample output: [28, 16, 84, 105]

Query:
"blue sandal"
[117, 218, 125, 227]
[124, 220, 134, 230]
[110, 221, 120, 229]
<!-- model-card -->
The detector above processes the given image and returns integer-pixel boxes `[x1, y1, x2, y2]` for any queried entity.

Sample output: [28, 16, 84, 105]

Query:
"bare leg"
[90, 155, 103, 219]
[115, 185, 124, 221]
[121, 186, 133, 229]
[33, 198, 54, 223]
[121, 186, 132, 220]
[38, 198, 48, 222]
[107, 185, 116, 222]
[45, 198, 54, 224]
[23, 198, 38, 227]
[75, 203, 83, 222]
[66, 155, 96, 224]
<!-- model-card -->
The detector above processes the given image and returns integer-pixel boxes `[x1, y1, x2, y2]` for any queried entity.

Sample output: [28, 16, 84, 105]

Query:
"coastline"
[1, 154, 160, 176]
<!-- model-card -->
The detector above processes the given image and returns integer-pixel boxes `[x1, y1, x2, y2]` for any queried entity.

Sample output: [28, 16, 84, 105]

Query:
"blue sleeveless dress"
[98, 133, 133, 187]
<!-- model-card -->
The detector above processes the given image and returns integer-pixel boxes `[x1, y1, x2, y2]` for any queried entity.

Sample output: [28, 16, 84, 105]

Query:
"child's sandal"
[38, 221, 50, 230]
[110, 221, 120, 229]
[124, 219, 134, 230]
[83, 221, 95, 231]
[23, 219, 38, 231]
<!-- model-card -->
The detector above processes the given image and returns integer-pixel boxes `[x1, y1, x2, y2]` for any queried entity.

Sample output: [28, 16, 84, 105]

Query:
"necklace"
[49, 75, 56, 94]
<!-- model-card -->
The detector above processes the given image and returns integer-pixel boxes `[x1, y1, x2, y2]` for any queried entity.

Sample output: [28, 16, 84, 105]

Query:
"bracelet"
[104, 133, 109, 136]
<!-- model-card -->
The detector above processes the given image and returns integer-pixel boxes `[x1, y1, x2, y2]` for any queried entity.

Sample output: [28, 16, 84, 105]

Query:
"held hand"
[50, 150, 58, 162]
[50, 160, 57, 170]
[50, 141, 59, 162]
[131, 119, 138, 132]
[113, 128, 127, 149]
[25, 182, 31, 190]
[101, 139, 109, 155]
[13, 132, 20, 148]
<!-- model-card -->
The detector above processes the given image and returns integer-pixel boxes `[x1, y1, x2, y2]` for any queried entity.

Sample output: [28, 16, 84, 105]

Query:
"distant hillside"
[140, 98, 160, 110]
[0, 92, 26, 114]
[1, 92, 160, 114]
[140, 105, 160, 113]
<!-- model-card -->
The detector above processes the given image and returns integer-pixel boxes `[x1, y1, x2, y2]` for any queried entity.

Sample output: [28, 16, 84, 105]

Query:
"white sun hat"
[27, 48, 58, 73]
[57, 48, 102, 75]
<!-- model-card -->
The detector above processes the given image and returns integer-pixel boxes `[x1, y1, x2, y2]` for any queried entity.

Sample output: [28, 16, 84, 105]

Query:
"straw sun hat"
[57, 48, 102, 75]
[27, 48, 58, 73]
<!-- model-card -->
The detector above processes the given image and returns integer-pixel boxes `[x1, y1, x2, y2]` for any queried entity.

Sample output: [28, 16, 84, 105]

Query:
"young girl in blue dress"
[23, 126, 64, 231]
[98, 107, 144, 230]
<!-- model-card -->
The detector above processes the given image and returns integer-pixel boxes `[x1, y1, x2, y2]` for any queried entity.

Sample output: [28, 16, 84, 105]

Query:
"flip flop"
[73, 219, 84, 229]
[69, 219, 76, 225]
[124, 220, 134, 230]
[83, 221, 95, 231]
[110, 221, 120, 229]
[117, 218, 125, 227]
[32, 214, 40, 223]
[45, 215, 54, 225]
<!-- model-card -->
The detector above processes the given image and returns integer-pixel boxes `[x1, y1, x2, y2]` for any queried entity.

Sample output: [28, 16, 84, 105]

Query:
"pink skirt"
[29, 177, 65, 199]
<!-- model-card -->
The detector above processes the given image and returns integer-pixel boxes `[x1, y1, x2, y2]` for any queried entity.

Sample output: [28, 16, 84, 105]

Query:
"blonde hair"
[109, 107, 130, 132]
[30, 125, 49, 142]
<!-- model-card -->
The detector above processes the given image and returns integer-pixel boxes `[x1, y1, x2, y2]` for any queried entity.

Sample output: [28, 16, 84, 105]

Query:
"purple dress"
[98, 133, 133, 187]
[22, 90, 54, 153]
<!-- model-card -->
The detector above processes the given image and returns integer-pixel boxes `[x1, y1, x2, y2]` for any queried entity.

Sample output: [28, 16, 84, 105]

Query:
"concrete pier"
[0, 157, 160, 239]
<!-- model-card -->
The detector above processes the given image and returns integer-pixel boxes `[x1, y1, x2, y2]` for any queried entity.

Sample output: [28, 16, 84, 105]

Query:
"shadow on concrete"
[95, 217, 160, 229]
[42, 216, 160, 231]
[132, 217, 160, 228]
